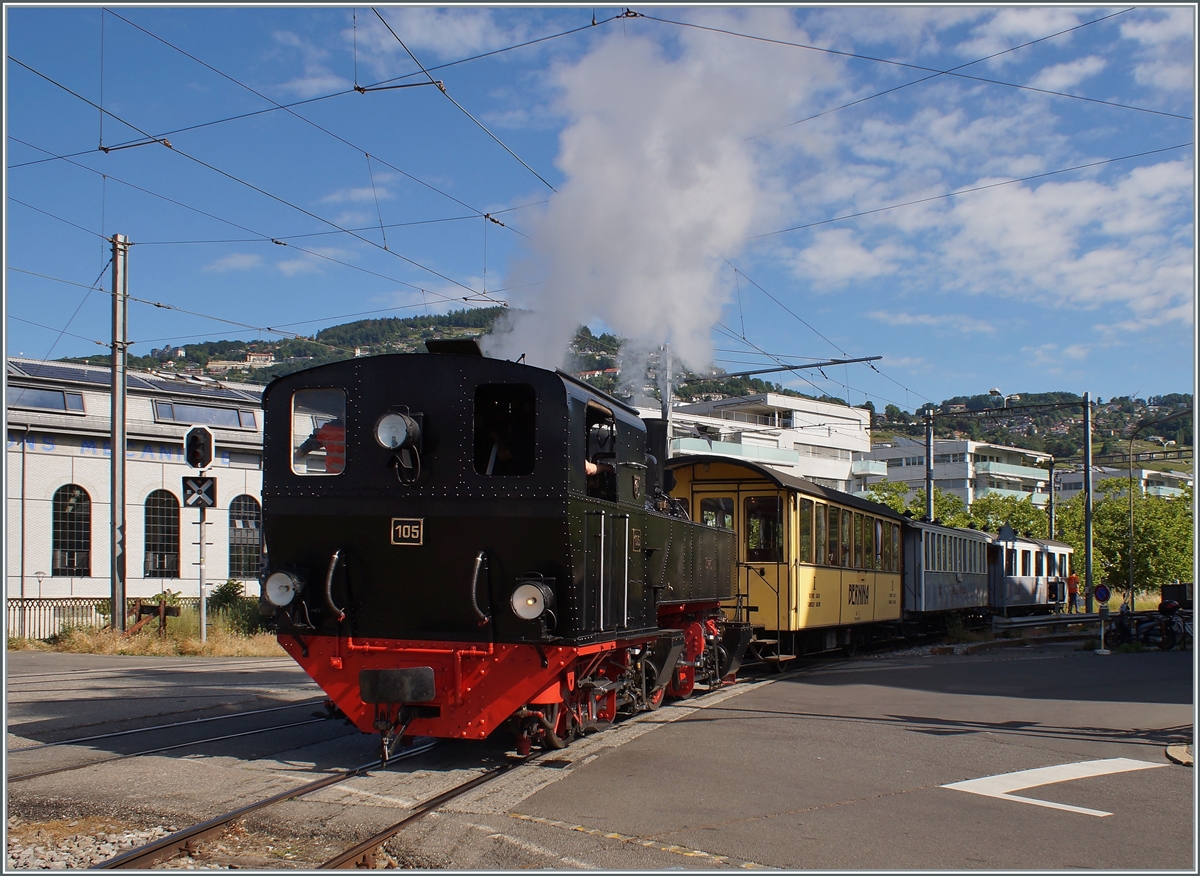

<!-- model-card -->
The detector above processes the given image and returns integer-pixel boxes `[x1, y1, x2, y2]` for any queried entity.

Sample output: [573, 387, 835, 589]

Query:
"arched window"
[228, 495, 262, 580]
[52, 485, 91, 576]
[144, 490, 180, 578]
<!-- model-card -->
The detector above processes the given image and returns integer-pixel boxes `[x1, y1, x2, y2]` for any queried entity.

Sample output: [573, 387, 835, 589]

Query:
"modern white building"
[6, 357, 265, 602]
[854, 437, 1053, 506]
[1056, 465, 1193, 500]
[645, 392, 872, 491]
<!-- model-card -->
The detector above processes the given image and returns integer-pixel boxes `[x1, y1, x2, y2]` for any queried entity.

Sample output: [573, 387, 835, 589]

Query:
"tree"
[865, 480, 911, 513]
[966, 494, 1047, 537]
[1056, 480, 1193, 600]
[884, 404, 910, 424]
[863, 481, 968, 527]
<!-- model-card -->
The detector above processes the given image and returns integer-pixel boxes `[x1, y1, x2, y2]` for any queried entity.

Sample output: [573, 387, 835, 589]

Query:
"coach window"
[891, 524, 901, 571]
[874, 519, 884, 570]
[852, 513, 863, 568]
[145, 490, 180, 578]
[292, 389, 346, 476]
[814, 504, 827, 567]
[228, 495, 262, 580]
[1004, 546, 1016, 576]
[826, 505, 839, 566]
[1035, 551, 1044, 576]
[52, 485, 91, 576]
[1046, 552, 1056, 576]
[840, 510, 852, 567]
[745, 496, 783, 563]
[474, 384, 536, 477]
[1021, 549, 1031, 576]
[798, 498, 813, 564]
[700, 497, 734, 529]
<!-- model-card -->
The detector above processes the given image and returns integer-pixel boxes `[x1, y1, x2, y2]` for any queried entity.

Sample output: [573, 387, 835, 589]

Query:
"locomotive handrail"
[325, 549, 346, 623]
[470, 551, 491, 627]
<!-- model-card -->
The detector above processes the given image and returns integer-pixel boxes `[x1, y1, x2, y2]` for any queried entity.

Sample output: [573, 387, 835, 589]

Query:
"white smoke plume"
[482, 10, 839, 375]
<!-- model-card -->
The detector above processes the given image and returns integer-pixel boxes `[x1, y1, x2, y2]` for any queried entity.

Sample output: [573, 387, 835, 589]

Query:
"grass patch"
[944, 614, 990, 644]
[7, 605, 284, 657]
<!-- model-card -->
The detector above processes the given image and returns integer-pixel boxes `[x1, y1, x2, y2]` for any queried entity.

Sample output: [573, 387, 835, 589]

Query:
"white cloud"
[348, 8, 532, 83]
[1028, 56, 1106, 91]
[790, 229, 910, 288]
[272, 30, 350, 98]
[321, 186, 393, 204]
[867, 310, 995, 334]
[203, 253, 262, 273]
[956, 8, 1090, 65]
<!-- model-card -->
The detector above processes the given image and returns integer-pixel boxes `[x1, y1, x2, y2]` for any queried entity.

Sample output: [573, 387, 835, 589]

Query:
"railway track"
[8, 716, 335, 783]
[90, 739, 444, 870]
[8, 698, 324, 753]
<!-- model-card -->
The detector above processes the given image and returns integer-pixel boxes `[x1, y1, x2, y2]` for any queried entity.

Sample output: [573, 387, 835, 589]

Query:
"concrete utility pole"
[110, 234, 129, 632]
[924, 409, 935, 521]
[1083, 391, 1094, 614]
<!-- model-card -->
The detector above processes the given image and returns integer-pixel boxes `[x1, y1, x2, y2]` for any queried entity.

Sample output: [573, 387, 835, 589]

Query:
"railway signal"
[185, 426, 215, 470]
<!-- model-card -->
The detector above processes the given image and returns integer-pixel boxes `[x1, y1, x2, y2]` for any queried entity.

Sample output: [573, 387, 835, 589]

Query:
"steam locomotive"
[258, 342, 1073, 758]
[258, 341, 751, 759]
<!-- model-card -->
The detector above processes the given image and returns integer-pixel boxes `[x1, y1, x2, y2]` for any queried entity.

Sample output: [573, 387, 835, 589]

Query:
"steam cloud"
[483, 11, 837, 383]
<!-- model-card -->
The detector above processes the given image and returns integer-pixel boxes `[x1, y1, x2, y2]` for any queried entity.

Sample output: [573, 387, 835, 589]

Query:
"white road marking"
[942, 757, 1168, 817]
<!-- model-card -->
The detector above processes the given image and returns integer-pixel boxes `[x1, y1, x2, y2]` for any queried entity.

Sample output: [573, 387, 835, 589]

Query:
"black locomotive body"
[258, 345, 746, 754]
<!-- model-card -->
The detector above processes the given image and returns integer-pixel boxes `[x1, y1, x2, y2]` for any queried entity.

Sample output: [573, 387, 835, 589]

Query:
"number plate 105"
[391, 518, 424, 545]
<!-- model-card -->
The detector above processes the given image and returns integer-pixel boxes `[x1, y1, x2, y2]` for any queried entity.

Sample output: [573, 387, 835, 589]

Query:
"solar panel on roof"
[7, 359, 263, 402]
[16, 362, 112, 386]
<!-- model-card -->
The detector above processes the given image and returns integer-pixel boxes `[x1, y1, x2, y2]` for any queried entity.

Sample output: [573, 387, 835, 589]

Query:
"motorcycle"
[1107, 601, 1185, 650]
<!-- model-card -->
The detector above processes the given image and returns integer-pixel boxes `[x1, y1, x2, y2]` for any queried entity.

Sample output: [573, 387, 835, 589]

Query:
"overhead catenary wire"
[747, 143, 1193, 241]
[371, 7, 558, 193]
[745, 7, 1143, 141]
[5, 61, 499, 305]
[100, 10, 496, 226]
[5, 141, 491, 308]
[6, 13, 618, 173]
[637, 9, 1191, 122]
[720, 262, 935, 407]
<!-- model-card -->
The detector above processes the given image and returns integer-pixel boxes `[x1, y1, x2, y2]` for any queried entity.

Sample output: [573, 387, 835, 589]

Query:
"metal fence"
[5, 596, 246, 640]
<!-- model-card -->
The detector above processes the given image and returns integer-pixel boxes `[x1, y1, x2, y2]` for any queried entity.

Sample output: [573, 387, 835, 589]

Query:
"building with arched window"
[51, 484, 91, 576]
[227, 495, 262, 580]
[7, 357, 264, 602]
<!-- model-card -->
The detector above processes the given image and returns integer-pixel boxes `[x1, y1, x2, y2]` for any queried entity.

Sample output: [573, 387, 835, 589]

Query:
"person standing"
[1066, 572, 1080, 613]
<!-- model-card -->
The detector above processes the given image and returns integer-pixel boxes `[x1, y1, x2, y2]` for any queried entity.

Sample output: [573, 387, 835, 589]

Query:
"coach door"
[741, 493, 787, 631]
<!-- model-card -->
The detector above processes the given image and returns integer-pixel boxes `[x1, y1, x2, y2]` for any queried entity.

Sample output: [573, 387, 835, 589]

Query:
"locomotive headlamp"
[510, 579, 555, 621]
[374, 412, 421, 450]
[264, 571, 302, 607]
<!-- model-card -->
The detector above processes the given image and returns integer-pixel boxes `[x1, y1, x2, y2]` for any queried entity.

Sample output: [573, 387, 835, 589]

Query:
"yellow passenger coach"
[667, 456, 906, 656]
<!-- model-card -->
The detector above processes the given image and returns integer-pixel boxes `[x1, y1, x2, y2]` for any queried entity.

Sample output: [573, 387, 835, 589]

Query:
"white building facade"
[647, 393, 872, 491]
[6, 358, 265, 601]
[854, 437, 1053, 506]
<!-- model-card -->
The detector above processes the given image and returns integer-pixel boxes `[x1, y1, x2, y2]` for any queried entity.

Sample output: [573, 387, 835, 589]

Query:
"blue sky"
[4, 5, 1195, 412]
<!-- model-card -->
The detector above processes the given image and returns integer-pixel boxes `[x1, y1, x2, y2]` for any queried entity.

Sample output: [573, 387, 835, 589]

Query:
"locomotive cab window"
[584, 401, 617, 501]
[474, 384, 536, 476]
[292, 389, 346, 476]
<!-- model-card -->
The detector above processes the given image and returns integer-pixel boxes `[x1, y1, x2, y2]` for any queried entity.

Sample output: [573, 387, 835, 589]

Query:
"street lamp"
[989, 388, 1022, 408]
[34, 570, 46, 601]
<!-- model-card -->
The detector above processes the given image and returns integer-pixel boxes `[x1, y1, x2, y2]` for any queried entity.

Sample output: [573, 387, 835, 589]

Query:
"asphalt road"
[5, 643, 1194, 870]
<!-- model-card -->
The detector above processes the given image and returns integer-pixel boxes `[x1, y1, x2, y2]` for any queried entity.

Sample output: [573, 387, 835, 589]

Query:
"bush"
[209, 579, 247, 613]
